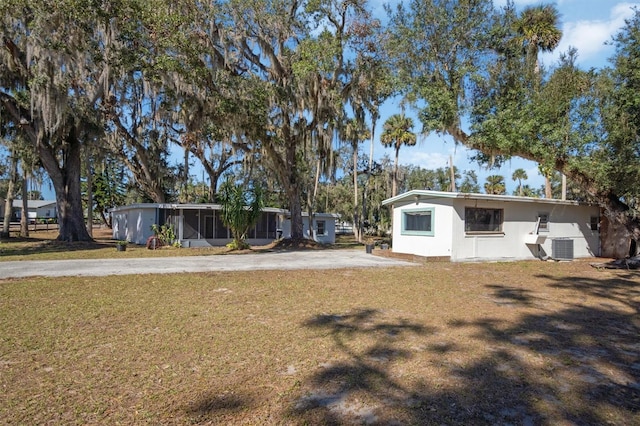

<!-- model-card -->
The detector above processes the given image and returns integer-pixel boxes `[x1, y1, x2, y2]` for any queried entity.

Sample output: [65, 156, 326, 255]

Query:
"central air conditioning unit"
[552, 239, 574, 260]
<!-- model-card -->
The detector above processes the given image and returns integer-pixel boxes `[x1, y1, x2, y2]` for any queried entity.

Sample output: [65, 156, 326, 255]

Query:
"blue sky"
[373, 0, 640, 194]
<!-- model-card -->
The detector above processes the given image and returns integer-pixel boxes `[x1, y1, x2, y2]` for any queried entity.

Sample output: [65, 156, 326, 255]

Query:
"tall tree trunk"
[449, 155, 456, 192]
[392, 146, 400, 197]
[183, 147, 190, 200]
[86, 150, 93, 238]
[312, 157, 321, 206]
[544, 175, 552, 198]
[262, 129, 305, 240]
[20, 166, 28, 237]
[2, 149, 18, 237]
[276, 132, 305, 240]
[307, 157, 323, 241]
[37, 132, 92, 242]
[352, 143, 361, 242]
[363, 116, 377, 237]
[288, 184, 304, 240]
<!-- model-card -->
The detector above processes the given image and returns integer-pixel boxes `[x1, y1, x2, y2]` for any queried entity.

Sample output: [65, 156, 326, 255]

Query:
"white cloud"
[397, 143, 485, 172]
[398, 150, 449, 170]
[547, 2, 639, 67]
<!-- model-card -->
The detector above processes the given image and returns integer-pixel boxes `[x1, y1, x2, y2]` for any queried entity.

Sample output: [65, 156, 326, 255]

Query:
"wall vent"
[552, 239, 574, 260]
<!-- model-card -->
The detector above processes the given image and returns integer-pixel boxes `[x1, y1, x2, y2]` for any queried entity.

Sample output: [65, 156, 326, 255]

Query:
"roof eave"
[382, 190, 598, 207]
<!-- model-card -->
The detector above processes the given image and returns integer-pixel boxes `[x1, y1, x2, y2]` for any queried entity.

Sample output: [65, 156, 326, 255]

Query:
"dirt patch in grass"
[265, 237, 326, 250]
[1, 261, 638, 424]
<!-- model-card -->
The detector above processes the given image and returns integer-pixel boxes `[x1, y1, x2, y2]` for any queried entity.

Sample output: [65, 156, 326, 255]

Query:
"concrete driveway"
[0, 250, 415, 279]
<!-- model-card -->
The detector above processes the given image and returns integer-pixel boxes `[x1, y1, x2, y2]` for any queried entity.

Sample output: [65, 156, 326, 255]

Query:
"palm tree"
[511, 168, 528, 196]
[514, 4, 562, 77]
[218, 180, 265, 250]
[484, 175, 506, 195]
[514, 5, 562, 198]
[380, 114, 417, 197]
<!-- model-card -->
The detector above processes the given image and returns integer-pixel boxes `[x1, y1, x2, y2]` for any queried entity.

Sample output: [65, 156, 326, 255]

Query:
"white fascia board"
[383, 190, 597, 207]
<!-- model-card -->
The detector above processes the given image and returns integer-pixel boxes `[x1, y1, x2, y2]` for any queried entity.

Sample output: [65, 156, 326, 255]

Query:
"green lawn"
[1, 258, 638, 424]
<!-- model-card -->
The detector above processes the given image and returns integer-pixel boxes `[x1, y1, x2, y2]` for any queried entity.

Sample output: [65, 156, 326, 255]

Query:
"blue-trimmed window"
[402, 208, 434, 236]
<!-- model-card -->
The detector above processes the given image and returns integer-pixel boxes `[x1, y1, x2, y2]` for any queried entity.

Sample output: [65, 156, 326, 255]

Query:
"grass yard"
[0, 229, 362, 262]
[1, 259, 639, 424]
[0, 229, 228, 261]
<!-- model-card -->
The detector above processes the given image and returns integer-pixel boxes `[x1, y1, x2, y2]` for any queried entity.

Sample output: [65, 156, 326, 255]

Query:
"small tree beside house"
[219, 180, 265, 250]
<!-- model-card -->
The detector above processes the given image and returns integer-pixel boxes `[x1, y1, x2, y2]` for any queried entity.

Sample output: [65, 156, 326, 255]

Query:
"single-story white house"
[382, 190, 602, 262]
[11, 200, 58, 221]
[110, 203, 339, 247]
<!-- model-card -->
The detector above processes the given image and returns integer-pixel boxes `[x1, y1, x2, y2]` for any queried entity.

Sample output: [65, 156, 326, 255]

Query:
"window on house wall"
[402, 208, 434, 236]
[465, 207, 503, 233]
[537, 212, 549, 232]
[316, 220, 326, 236]
[590, 216, 599, 231]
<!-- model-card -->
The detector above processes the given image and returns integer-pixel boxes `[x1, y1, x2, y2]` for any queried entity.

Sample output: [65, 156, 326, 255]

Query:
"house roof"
[12, 200, 57, 209]
[109, 203, 339, 218]
[109, 203, 286, 213]
[382, 190, 597, 207]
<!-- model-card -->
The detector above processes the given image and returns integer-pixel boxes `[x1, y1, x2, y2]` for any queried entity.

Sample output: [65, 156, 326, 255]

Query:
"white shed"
[11, 200, 58, 221]
[279, 212, 340, 245]
[382, 190, 601, 262]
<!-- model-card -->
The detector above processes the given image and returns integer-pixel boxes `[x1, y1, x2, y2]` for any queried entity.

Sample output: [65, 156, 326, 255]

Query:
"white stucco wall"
[450, 199, 600, 262]
[132, 208, 157, 245]
[112, 211, 126, 240]
[35, 205, 57, 218]
[111, 206, 157, 244]
[391, 200, 455, 258]
[309, 216, 337, 244]
[280, 215, 337, 244]
[388, 194, 600, 262]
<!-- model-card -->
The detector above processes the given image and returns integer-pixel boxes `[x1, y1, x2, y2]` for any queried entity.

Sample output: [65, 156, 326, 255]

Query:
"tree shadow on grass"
[449, 273, 640, 425]
[289, 274, 640, 425]
[290, 308, 551, 425]
[485, 284, 540, 307]
[289, 309, 433, 424]
[540, 272, 640, 312]
[185, 392, 255, 422]
[0, 236, 113, 257]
